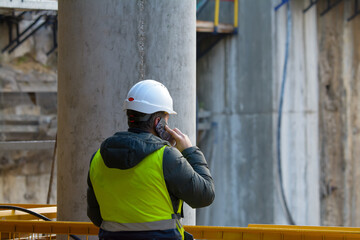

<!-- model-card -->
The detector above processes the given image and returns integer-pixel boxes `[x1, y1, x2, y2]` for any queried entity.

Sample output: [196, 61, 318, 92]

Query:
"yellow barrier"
[1, 220, 360, 240]
[186, 225, 360, 239]
[247, 224, 360, 239]
[0, 220, 97, 240]
[249, 223, 360, 231]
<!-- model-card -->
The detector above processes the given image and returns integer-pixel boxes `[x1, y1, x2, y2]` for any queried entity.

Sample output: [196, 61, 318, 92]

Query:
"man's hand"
[165, 125, 192, 152]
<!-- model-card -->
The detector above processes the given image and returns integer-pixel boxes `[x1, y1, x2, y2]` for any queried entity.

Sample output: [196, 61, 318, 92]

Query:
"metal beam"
[0, 140, 55, 150]
[0, 0, 58, 11]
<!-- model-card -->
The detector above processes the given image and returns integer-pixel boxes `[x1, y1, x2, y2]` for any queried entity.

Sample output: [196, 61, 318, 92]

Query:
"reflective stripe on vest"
[90, 146, 184, 238]
[101, 218, 177, 231]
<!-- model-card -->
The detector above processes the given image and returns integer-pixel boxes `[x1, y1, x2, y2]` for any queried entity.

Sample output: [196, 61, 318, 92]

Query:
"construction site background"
[0, 0, 360, 229]
[0, 10, 57, 204]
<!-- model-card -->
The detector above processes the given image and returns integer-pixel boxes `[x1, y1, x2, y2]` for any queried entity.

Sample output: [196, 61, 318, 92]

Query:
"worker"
[87, 80, 215, 240]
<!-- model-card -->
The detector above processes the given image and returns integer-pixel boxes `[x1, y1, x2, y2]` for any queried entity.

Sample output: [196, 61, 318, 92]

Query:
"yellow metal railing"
[214, 0, 238, 32]
[0, 220, 97, 240]
[233, 0, 238, 28]
[2, 220, 360, 240]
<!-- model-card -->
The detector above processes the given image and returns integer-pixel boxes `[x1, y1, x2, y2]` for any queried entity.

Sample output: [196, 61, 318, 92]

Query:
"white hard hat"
[124, 80, 177, 114]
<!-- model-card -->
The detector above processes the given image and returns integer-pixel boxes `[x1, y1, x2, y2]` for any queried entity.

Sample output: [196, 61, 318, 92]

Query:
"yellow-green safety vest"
[89, 145, 184, 239]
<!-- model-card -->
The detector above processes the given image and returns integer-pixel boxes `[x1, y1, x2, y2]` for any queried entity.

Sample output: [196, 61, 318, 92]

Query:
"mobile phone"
[155, 118, 175, 145]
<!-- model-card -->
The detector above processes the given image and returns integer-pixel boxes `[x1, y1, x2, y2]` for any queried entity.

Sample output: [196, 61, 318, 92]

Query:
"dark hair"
[127, 110, 166, 130]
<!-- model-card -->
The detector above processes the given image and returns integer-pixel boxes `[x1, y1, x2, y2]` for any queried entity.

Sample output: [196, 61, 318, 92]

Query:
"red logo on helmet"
[128, 97, 134, 101]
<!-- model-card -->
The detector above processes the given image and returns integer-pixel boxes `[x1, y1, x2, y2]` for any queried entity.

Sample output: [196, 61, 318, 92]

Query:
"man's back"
[87, 80, 215, 240]
[87, 129, 215, 239]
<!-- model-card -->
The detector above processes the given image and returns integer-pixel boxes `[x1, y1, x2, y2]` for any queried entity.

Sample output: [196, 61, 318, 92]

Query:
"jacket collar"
[128, 127, 150, 134]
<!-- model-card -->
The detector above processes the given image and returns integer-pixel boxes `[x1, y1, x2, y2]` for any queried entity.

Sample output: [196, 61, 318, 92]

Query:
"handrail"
[214, 0, 238, 33]
[196, 0, 238, 33]
[0, 220, 98, 235]
[248, 224, 360, 232]
[214, 0, 220, 32]
[234, 0, 238, 29]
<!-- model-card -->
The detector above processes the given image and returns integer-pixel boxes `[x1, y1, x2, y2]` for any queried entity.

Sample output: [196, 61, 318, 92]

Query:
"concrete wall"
[196, 0, 320, 226]
[196, 0, 275, 226]
[197, 0, 360, 227]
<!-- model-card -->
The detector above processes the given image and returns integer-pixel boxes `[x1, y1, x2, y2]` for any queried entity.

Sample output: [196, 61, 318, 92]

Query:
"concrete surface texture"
[272, 0, 320, 226]
[317, 0, 360, 226]
[57, 0, 196, 224]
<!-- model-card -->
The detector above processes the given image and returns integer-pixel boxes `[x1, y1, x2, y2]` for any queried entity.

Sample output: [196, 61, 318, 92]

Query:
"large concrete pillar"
[57, 0, 196, 225]
[318, 0, 360, 226]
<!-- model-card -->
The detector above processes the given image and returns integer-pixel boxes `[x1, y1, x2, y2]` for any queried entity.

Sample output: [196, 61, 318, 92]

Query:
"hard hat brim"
[124, 100, 177, 115]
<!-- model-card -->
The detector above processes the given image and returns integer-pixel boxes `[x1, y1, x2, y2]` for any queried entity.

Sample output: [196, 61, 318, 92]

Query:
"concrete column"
[318, 0, 360, 226]
[57, 0, 196, 225]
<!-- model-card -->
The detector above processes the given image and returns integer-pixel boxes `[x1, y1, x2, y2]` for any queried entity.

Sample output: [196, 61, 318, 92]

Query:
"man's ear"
[154, 117, 161, 127]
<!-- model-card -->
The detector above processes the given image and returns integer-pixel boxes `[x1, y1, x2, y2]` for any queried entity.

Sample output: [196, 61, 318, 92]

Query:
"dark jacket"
[87, 128, 215, 229]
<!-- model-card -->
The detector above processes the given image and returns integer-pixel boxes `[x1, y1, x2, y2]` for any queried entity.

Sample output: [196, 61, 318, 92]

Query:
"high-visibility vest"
[89, 145, 184, 239]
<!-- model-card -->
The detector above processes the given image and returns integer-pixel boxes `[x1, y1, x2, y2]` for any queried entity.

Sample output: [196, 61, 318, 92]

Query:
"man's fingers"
[165, 126, 193, 151]
[165, 125, 180, 139]
[172, 128, 185, 136]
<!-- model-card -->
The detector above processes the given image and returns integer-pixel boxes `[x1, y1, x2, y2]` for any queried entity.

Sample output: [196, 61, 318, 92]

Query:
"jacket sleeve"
[87, 159, 103, 227]
[163, 146, 215, 208]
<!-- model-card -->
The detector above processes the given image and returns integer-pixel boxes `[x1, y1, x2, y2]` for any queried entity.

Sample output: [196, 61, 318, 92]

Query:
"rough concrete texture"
[317, 0, 345, 227]
[318, 0, 360, 226]
[196, 0, 275, 226]
[58, 0, 196, 224]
